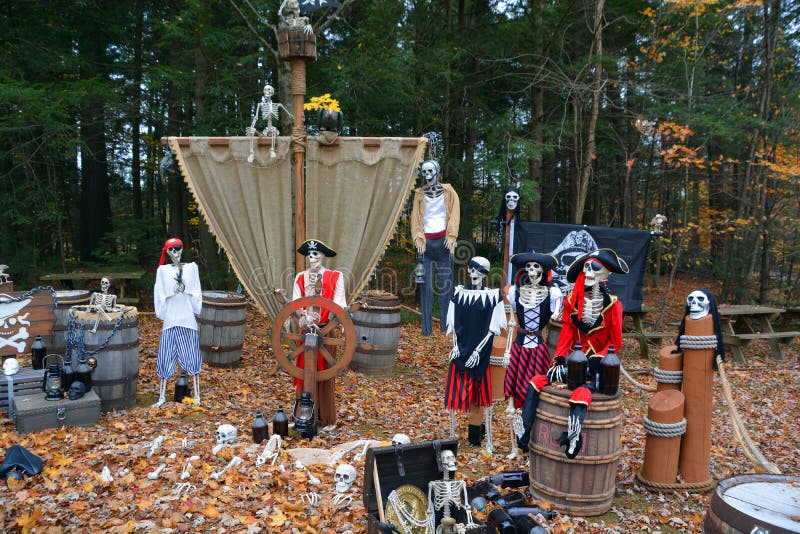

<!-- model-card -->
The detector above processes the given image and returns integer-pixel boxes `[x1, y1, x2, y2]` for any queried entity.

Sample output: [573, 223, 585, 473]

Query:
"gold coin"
[384, 484, 431, 534]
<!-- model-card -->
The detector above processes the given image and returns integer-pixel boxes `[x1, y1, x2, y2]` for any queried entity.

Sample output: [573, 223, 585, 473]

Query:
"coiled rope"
[678, 334, 717, 349]
[653, 367, 683, 384]
[642, 415, 686, 438]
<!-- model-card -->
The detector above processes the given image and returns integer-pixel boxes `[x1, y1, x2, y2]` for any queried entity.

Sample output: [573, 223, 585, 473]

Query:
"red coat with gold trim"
[554, 289, 623, 358]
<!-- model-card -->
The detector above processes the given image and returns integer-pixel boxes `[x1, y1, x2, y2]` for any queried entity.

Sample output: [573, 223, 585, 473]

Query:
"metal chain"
[678, 334, 717, 349]
[0, 285, 57, 304]
[653, 367, 683, 384]
[66, 308, 130, 361]
[642, 415, 687, 438]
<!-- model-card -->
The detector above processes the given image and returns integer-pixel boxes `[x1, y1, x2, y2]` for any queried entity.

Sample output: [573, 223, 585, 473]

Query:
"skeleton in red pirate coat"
[517, 249, 629, 458]
[291, 239, 346, 392]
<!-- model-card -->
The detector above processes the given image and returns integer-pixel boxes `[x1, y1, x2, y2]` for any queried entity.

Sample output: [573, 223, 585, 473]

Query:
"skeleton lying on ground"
[87, 276, 119, 333]
[255, 434, 283, 467]
[246, 84, 293, 161]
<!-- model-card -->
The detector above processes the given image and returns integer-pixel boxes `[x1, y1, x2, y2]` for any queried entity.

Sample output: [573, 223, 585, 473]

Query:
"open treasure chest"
[363, 438, 487, 533]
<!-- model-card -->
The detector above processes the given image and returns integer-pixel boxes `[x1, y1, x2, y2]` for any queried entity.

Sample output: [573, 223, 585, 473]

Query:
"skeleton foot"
[300, 492, 319, 506]
[147, 464, 166, 480]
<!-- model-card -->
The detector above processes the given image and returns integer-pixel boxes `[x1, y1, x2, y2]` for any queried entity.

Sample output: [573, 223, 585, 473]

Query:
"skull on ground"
[391, 433, 411, 446]
[3, 358, 19, 376]
[334, 463, 357, 492]
[215, 424, 237, 445]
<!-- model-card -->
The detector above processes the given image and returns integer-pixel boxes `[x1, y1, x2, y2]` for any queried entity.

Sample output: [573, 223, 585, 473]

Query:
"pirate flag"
[299, 0, 341, 14]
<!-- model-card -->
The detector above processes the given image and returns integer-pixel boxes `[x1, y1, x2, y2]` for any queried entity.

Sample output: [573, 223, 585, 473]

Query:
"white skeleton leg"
[507, 398, 521, 460]
[293, 460, 320, 485]
[192, 374, 201, 406]
[210, 456, 243, 480]
[152, 379, 167, 408]
[449, 410, 456, 439]
[484, 405, 494, 454]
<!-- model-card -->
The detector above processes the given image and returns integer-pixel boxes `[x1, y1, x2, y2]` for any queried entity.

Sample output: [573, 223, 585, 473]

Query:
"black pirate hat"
[566, 248, 629, 283]
[297, 239, 337, 257]
[510, 252, 559, 271]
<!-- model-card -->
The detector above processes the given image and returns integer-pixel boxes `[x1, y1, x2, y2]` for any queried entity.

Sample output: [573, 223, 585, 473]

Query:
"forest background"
[1, 0, 798, 307]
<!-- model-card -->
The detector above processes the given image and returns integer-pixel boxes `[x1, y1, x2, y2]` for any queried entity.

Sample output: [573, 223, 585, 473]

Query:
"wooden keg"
[703, 474, 800, 533]
[546, 318, 562, 355]
[70, 305, 139, 412]
[528, 385, 622, 516]
[198, 291, 248, 367]
[51, 290, 92, 356]
[488, 333, 509, 399]
[350, 291, 401, 375]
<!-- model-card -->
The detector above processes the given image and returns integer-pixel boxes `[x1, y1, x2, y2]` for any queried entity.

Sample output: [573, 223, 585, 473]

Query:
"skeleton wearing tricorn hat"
[153, 238, 203, 407]
[517, 249, 629, 458]
[444, 256, 506, 448]
[410, 159, 460, 336]
[290, 239, 346, 425]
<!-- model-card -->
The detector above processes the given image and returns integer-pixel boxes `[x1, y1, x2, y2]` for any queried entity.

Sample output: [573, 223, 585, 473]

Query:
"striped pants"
[156, 326, 202, 379]
[444, 363, 492, 412]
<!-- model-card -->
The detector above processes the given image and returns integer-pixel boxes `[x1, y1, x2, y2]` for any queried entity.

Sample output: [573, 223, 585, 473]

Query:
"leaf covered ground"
[1, 276, 798, 533]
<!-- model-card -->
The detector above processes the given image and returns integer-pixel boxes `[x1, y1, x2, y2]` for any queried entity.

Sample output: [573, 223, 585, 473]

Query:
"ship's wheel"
[270, 295, 356, 381]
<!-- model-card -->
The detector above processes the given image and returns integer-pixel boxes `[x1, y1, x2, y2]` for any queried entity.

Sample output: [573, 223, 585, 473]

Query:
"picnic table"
[718, 304, 800, 362]
[622, 305, 674, 359]
[40, 270, 145, 305]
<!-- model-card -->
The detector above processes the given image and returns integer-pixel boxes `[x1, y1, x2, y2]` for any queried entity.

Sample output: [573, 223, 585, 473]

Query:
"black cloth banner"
[513, 222, 652, 312]
[300, 0, 341, 14]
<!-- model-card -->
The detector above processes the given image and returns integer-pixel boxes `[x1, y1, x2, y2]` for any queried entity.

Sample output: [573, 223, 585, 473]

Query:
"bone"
[210, 456, 243, 480]
[147, 464, 166, 480]
[146, 436, 166, 458]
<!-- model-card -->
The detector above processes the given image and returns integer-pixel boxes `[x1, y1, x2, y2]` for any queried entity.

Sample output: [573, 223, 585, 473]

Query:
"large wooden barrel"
[198, 292, 248, 367]
[349, 291, 401, 375]
[51, 290, 92, 356]
[546, 318, 562, 355]
[71, 305, 139, 412]
[704, 474, 800, 533]
[528, 385, 622, 516]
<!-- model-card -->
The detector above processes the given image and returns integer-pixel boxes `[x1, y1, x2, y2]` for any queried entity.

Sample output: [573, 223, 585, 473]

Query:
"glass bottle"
[490, 470, 530, 488]
[566, 342, 587, 390]
[487, 508, 516, 534]
[507, 505, 556, 520]
[62, 355, 76, 392]
[272, 406, 289, 438]
[472, 479, 501, 501]
[31, 335, 47, 370]
[174, 373, 189, 402]
[75, 356, 92, 392]
[599, 344, 621, 396]
[495, 490, 527, 509]
[513, 515, 548, 534]
[252, 411, 269, 443]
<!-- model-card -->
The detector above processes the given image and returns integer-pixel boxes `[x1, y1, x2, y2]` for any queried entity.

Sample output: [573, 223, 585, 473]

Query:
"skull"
[307, 250, 324, 270]
[334, 463, 357, 493]
[440, 449, 457, 472]
[263, 84, 275, 99]
[167, 244, 183, 264]
[525, 261, 544, 286]
[687, 290, 710, 320]
[468, 257, 490, 287]
[391, 433, 411, 446]
[68, 380, 86, 400]
[2, 358, 19, 376]
[582, 259, 609, 286]
[420, 160, 439, 186]
[100, 277, 110, 294]
[215, 424, 238, 445]
[505, 190, 520, 211]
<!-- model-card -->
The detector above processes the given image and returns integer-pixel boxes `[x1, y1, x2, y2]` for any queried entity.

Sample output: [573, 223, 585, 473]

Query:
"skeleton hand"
[464, 350, 480, 368]
[246, 126, 258, 136]
[174, 279, 185, 294]
[445, 236, 457, 252]
[546, 364, 566, 383]
[414, 238, 426, 255]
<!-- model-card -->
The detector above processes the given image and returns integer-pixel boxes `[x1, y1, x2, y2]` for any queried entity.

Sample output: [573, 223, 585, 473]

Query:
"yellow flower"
[304, 94, 341, 112]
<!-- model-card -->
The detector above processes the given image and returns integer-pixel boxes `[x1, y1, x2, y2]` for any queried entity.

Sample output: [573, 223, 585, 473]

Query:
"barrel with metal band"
[51, 290, 92, 357]
[349, 291, 401, 375]
[198, 291, 248, 367]
[638, 388, 686, 486]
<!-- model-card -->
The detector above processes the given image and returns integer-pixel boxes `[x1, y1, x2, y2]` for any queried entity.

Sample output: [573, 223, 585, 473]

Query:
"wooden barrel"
[349, 291, 401, 375]
[704, 474, 800, 534]
[198, 291, 248, 367]
[71, 305, 139, 412]
[489, 333, 509, 400]
[51, 290, 92, 356]
[546, 318, 562, 355]
[528, 385, 622, 516]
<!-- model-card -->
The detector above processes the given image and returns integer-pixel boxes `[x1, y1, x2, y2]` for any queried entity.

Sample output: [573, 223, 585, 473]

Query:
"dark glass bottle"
[507, 506, 556, 520]
[75, 356, 92, 392]
[495, 490, 527, 509]
[566, 342, 587, 390]
[599, 344, 621, 396]
[472, 479, 501, 501]
[513, 515, 548, 534]
[272, 406, 289, 438]
[487, 508, 516, 534]
[174, 373, 189, 402]
[62, 355, 76, 392]
[490, 470, 530, 488]
[31, 335, 47, 370]
[252, 411, 269, 443]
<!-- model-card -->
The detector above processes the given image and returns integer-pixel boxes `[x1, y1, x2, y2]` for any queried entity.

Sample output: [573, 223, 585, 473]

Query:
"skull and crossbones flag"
[299, 0, 341, 14]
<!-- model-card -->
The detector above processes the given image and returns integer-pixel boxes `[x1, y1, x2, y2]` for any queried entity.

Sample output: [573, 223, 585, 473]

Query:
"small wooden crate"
[1, 367, 45, 416]
[14, 390, 100, 434]
[277, 29, 316, 61]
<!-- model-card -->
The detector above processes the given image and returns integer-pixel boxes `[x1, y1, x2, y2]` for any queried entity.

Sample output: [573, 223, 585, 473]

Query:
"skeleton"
[0, 264, 10, 284]
[294, 460, 321, 485]
[300, 492, 320, 506]
[650, 213, 668, 234]
[391, 433, 411, 446]
[581, 260, 610, 327]
[332, 492, 353, 508]
[687, 290, 711, 320]
[146, 435, 166, 458]
[504, 190, 520, 212]
[255, 434, 283, 467]
[180, 455, 201, 480]
[212, 424, 237, 455]
[210, 456, 243, 480]
[147, 464, 166, 480]
[246, 84, 293, 161]
[334, 463, 357, 493]
[414, 160, 446, 256]
[278, 0, 312, 33]
[427, 449, 473, 534]
[87, 277, 118, 333]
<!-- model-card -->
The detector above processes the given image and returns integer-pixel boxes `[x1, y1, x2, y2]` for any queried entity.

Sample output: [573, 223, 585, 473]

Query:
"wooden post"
[640, 388, 685, 484]
[656, 345, 682, 392]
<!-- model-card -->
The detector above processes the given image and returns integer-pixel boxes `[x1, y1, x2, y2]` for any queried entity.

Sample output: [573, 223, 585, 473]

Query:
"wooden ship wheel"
[270, 295, 356, 382]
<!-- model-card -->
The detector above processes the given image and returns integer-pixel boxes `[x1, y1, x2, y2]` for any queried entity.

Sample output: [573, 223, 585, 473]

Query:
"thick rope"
[489, 355, 509, 366]
[678, 334, 717, 349]
[653, 367, 683, 384]
[635, 471, 716, 492]
[715, 355, 781, 474]
[642, 415, 686, 438]
[290, 126, 307, 153]
[621, 364, 657, 392]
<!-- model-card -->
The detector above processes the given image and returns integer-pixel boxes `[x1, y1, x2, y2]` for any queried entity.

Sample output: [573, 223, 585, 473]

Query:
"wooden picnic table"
[622, 305, 674, 359]
[40, 271, 145, 305]
[718, 304, 800, 362]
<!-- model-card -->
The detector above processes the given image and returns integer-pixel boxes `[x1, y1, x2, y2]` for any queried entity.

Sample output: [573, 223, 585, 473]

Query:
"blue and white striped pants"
[156, 326, 202, 379]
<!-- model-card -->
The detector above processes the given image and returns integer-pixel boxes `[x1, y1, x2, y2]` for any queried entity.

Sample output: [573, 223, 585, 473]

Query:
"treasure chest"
[363, 438, 487, 533]
[14, 390, 100, 434]
[1, 367, 45, 417]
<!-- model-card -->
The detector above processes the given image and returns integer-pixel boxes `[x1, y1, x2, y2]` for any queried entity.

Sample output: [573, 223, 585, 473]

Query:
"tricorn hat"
[297, 239, 337, 257]
[510, 252, 559, 271]
[566, 248, 629, 283]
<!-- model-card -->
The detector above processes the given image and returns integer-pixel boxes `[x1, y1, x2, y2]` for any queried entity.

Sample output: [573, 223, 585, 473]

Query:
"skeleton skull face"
[100, 277, 110, 294]
[525, 261, 543, 286]
[391, 433, 411, 446]
[420, 161, 439, 186]
[307, 250, 324, 271]
[687, 290, 710, 320]
[440, 449, 457, 472]
[505, 191, 520, 211]
[582, 259, 609, 286]
[167, 245, 183, 264]
[334, 463, 357, 492]
[2, 358, 19, 376]
[263, 84, 275, 99]
[215, 424, 237, 445]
